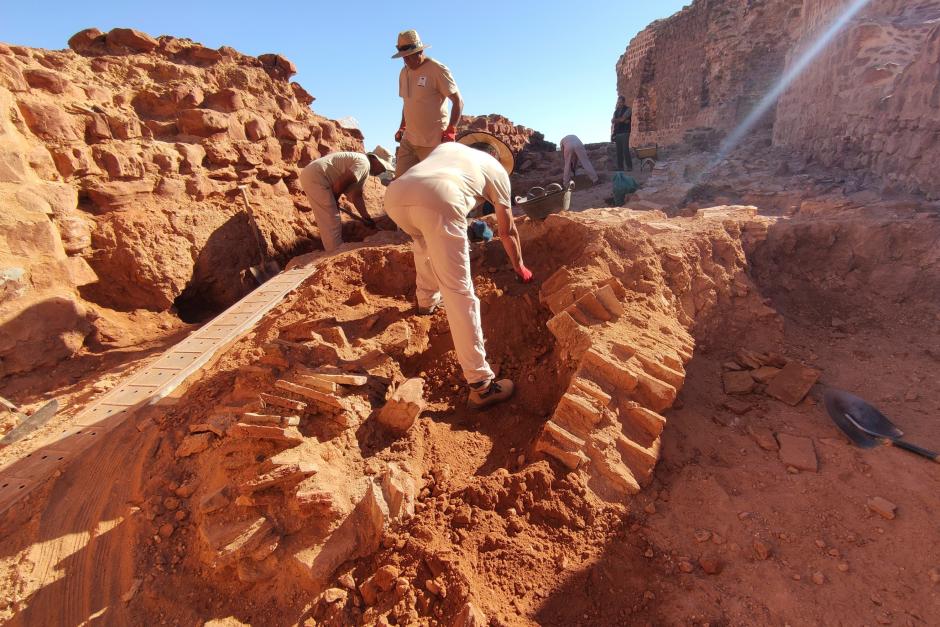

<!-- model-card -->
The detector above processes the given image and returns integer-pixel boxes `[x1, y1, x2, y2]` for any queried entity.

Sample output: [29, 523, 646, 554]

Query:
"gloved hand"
[395, 126, 405, 142]
[441, 125, 457, 142]
[516, 264, 533, 283]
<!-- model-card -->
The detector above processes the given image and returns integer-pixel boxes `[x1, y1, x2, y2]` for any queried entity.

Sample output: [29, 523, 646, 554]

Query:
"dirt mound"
[0, 29, 370, 376]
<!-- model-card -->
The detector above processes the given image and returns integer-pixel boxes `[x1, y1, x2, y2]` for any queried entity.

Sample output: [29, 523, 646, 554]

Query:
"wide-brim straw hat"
[366, 152, 394, 175]
[391, 30, 431, 59]
[457, 131, 515, 175]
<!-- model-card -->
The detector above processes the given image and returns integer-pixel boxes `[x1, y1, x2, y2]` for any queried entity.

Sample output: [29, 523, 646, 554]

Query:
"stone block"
[274, 380, 344, 410]
[723, 371, 755, 395]
[570, 290, 611, 322]
[377, 378, 425, 432]
[776, 433, 818, 472]
[227, 422, 304, 445]
[594, 283, 625, 317]
[765, 361, 819, 406]
[534, 420, 588, 470]
[240, 462, 317, 493]
[751, 366, 781, 383]
[545, 311, 592, 360]
[620, 401, 666, 438]
[582, 349, 639, 392]
[867, 496, 897, 520]
[633, 370, 677, 412]
[553, 393, 603, 435]
[259, 392, 307, 413]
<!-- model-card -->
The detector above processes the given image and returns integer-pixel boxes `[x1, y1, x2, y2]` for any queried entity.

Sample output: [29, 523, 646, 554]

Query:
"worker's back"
[389, 143, 509, 214]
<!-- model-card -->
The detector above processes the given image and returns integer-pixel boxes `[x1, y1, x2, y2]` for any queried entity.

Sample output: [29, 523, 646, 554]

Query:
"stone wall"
[615, 0, 803, 148]
[616, 0, 940, 198]
[772, 0, 940, 198]
[0, 28, 364, 376]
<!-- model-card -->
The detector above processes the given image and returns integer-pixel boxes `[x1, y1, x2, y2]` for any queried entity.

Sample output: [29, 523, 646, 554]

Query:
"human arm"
[442, 91, 463, 141]
[395, 110, 405, 142]
[494, 202, 531, 282]
[345, 185, 375, 227]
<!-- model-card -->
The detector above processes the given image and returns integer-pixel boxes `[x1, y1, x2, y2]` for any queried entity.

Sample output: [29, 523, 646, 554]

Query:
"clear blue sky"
[0, 1, 688, 147]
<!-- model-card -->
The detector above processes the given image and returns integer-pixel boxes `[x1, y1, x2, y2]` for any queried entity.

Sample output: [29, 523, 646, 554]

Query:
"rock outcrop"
[616, 0, 940, 199]
[0, 28, 365, 376]
[457, 113, 555, 155]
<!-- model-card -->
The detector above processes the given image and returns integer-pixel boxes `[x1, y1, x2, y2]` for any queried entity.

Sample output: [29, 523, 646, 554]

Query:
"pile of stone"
[721, 348, 819, 406]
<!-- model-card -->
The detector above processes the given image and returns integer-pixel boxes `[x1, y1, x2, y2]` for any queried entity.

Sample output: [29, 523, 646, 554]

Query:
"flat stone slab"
[776, 433, 818, 472]
[765, 361, 819, 405]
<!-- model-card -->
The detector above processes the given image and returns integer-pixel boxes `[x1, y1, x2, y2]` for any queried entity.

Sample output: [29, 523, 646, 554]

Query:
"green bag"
[612, 172, 639, 205]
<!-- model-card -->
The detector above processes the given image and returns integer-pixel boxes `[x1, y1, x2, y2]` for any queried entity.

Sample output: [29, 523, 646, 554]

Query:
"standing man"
[560, 134, 599, 187]
[611, 95, 633, 172]
[384, 133, 533, 410]
[298, 151, 392, 252]
[392, 29, 464, 177]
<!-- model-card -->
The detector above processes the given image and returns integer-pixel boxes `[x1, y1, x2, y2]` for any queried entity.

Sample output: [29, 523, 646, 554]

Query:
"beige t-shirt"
[399, 57, 459, 148]
[391, 143, 510, 215]
[310, 152, 369, 192]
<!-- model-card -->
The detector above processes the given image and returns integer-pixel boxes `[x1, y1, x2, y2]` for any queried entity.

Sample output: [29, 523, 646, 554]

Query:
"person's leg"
[574, 143, 599, 183]
[615, 133, 626, 170]
[299, 167, 343, 251]
[395, 139, 420, 177]
[562, 146, 574, 186]
[416, 205, 494, 385]
[623, 133, 633, 171]
[383, 185, 441, 309]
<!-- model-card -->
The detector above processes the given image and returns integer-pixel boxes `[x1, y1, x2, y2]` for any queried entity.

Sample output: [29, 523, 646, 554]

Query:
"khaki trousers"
[298, 164, 342, 252]
[384, 177, 494, 385]
[395, 139, 435, 177]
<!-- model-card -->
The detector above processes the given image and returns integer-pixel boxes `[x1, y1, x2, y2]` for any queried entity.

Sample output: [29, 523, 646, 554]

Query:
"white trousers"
[562, 140, 598, 186]
[384, 179, 495, 385]
[298, 165, 342, 252]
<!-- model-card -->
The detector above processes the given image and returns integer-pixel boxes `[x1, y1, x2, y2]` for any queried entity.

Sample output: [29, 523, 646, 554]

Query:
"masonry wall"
[617, 0, 940, 198]
[772, 0, 940, 198]
[615, 0, 803, 148]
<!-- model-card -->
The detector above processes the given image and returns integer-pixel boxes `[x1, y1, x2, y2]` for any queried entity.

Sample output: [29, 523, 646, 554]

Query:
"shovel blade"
[248, 261, 280, 284]
[823, 388, 903, 448]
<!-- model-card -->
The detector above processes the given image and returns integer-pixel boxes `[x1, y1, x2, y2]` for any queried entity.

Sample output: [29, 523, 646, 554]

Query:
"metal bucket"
[514, 181, 575, 220]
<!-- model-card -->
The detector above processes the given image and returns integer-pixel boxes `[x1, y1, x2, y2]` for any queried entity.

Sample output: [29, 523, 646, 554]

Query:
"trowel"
[823, 388, 939, 463]
[238, 185, 281, 284]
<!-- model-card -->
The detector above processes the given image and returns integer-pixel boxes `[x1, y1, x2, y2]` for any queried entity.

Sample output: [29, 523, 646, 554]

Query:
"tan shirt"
[309, 152, 369, 192]
[392, 143, 510, 215]
[399, 57, 459, 148]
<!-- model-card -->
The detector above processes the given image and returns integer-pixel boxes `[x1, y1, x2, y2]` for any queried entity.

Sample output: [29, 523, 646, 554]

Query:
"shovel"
[0, 398, 59, 446]
[238, 185, 280, 284]
[823, 388, 939, 463]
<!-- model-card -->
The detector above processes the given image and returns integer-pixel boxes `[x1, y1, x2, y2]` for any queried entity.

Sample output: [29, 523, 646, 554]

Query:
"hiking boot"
[418, 294, 442, 316]
[417, 302, 441, 315]
[467, 378, 514, 410]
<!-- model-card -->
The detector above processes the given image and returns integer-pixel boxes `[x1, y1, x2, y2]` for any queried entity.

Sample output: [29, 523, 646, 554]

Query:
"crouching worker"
[384, 132, 533, 409]
[298, 151, 393, 252]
